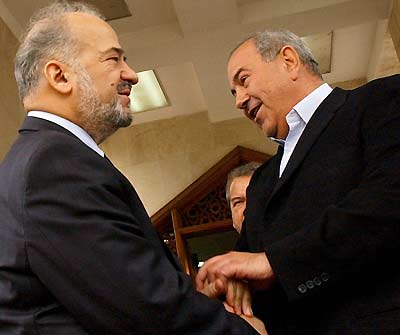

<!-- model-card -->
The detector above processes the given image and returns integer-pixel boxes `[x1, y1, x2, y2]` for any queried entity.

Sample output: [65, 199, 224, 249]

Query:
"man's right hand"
[198, 278, 253, 316]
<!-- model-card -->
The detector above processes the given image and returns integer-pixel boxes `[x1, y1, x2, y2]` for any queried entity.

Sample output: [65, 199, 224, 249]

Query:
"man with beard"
[197, 29, 400, 334]
[0, 2, 266, 335]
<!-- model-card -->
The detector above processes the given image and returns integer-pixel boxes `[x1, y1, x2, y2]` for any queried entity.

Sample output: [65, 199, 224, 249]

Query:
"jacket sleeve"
[20, 133, 258, 335]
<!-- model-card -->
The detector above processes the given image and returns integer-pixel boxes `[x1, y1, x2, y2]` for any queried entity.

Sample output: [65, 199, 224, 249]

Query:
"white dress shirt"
[27, 111, 104, 157]
[278, 83, 333, 177]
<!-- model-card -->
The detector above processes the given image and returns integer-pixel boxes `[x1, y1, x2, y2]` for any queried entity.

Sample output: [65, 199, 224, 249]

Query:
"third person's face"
[229, 175, 252, 233]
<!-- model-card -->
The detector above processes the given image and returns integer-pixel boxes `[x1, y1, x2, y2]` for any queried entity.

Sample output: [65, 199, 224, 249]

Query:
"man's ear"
[279, 45, 300, 81]
[43, 60, 73, 94]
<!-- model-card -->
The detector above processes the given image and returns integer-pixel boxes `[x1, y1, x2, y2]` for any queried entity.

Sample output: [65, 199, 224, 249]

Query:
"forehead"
[66, 12, 121, 53]
[230, 175, 252, 194]
[227, 40, 263, 80]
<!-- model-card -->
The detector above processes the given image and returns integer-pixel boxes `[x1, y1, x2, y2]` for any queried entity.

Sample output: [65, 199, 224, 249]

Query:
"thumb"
[198, 278, 227, 298]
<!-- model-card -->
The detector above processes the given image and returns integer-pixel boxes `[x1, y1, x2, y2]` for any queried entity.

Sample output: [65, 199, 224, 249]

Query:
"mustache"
[117, 80, 133, 93]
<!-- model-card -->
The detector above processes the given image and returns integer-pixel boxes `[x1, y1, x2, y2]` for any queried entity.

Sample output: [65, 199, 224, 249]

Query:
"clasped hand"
[195, 251, 274, 335]
[196, 251, 274, 294]
[197, 276, 253, 316]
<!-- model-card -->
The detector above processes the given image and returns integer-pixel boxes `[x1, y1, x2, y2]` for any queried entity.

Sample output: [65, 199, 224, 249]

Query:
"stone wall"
[0, 16, 24, 160]
[101, 112, 277, 215]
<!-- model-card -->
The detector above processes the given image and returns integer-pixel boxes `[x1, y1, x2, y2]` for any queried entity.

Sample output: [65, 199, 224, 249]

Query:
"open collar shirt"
[277, 83, 333, 177]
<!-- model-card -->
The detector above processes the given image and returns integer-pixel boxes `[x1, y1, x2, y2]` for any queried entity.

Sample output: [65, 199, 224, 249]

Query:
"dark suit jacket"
[236, 74, 400, 334]
[0, 116, 257, 335]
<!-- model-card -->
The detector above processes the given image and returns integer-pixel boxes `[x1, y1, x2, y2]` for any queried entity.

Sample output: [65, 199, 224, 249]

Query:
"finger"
[204, 278, 226, 297]
[242, 284, 253, 317]
[225, 280, 235, 309]
[195, 266, 207, 290]
[234, 281, 243, 315]
[214, 277, 227, 295]
[196, 265, 217, 290]
[225, 280, 243, 315]
[198, 279, 215, 297]
[196, 256, 225, 289]
[196, 255, 230, 290]
[223, 301, 235, 313]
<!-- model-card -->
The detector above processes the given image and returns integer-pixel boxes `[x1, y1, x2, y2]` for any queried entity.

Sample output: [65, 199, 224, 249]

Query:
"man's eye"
[240, 76, 248, 84]
[233, 201, 243, 207]
[108, 57, 119, 62]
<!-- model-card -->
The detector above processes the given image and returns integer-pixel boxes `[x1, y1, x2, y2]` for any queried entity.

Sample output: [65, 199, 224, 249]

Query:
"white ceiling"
[0, 0, 396, 125]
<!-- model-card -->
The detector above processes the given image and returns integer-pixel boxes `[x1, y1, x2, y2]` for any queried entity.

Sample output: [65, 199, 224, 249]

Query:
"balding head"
[14, 1, 104, 102]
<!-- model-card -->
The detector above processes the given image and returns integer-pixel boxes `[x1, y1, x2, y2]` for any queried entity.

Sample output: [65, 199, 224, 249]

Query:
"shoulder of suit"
[22, 129, 101, 169]
[251, 156, 275, 182]
[354, 74, 400, 93]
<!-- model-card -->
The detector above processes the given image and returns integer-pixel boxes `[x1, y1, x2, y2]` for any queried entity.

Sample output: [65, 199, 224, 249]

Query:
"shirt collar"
[268, 83, 332, 146]
[27, 111, 105, 157]
[291, 82, 333, 124]
[270, 137, 286, 147]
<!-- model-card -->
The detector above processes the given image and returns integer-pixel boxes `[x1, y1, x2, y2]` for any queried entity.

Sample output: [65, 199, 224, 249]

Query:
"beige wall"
[390, 0, 400, 61]
[101, 112, 277, 215]
[0, 17, 23, 160]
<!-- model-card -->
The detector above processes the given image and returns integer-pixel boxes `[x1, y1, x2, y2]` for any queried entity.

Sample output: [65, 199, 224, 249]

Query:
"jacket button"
[297, 284, 307, 294]
[321, 273, 330, 282]
[313, 277, 322, 286]
[306, 280, 314, 289]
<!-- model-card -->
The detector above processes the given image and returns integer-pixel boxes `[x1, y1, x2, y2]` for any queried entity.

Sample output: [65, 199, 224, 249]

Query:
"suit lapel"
[270, 88, 348, 199]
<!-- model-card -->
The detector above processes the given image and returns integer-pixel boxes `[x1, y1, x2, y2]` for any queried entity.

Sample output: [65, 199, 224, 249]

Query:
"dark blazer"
[236, 74, 400, 334]
[0, 116, 257, 335]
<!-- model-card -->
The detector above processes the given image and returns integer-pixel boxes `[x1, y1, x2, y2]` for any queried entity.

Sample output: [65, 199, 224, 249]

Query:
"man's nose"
[235, 88, 249, 110]
[121, 63, 139, 85]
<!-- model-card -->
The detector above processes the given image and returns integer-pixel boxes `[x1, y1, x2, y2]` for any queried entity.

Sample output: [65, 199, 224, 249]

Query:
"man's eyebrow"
[232, 67, 244, 84]
[230, 196, 245, 203]
[230, 67, 245, 96]
[100, 47, 126, 60]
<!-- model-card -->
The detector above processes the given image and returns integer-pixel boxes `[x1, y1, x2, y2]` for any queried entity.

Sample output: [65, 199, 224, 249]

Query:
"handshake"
[195, 251, 275, 335]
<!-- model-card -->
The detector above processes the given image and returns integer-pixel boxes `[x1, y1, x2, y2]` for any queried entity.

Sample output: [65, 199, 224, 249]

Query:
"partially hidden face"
[229, 175, 252, 233]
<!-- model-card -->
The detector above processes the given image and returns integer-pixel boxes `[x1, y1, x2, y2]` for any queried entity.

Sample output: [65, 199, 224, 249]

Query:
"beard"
[76, 68, 133, 143]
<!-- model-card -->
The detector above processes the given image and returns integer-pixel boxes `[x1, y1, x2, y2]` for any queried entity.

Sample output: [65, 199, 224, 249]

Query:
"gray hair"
[231, 28, 321, 78]
[14, 1, 105, 101]
[226, 161, 261, 203]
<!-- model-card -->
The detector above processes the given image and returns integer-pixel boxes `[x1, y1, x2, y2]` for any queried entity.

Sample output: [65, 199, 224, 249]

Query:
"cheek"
[102, 82, 118, 99]
[246, 81, 258, 97]
[231, 207, 240, 219]
[233, 206, 245, 221]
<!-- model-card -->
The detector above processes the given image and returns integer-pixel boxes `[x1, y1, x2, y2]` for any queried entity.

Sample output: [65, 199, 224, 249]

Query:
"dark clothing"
[0, 116, 257, 335]
[236, 75, 400, 334]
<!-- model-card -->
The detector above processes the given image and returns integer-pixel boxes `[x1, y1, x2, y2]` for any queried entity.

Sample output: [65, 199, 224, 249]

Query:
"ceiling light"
[129, 70, 169, 113]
